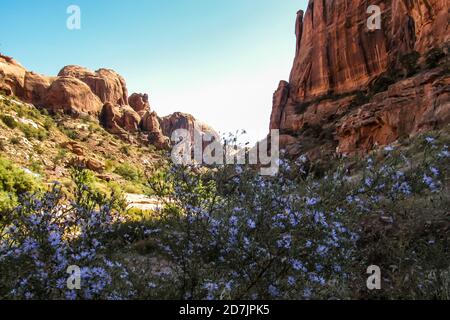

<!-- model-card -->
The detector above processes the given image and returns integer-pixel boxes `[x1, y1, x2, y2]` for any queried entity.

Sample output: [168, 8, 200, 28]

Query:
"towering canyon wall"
[270, 0, 450, 157]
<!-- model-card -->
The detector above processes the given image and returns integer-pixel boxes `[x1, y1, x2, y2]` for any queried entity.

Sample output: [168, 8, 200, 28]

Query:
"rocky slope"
[270, 0, 450, 158]
[0, 54, 217, 150]
[0, 94, 158, 193]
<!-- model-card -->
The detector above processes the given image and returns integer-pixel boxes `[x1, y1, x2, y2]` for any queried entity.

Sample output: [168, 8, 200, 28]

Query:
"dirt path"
[125, 193, 163, 211]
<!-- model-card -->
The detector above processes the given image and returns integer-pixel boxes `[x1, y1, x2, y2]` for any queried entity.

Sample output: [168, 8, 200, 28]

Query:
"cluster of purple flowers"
[0, 181, 134, 300]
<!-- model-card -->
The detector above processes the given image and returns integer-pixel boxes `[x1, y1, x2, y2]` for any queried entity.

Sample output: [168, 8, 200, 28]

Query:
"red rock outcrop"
[129, 93, 150, 115]
[160, 112, 220, 145]
[100, 103, 141, 134]
[45, 77, 103, 116]
[337, 68, 450, 154]
[1, 53, 218, 150]
[0, 55, 121, 115]
[58, 66, 128, 105]
[270, 0, 450, 157]
[140, 111, 170, 149]
[22, 72, 54, 104]
[0, 54, 26, 96]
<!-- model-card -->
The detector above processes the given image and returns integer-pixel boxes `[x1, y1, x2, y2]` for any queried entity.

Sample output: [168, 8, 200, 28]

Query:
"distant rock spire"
[295, 10, 304, 54]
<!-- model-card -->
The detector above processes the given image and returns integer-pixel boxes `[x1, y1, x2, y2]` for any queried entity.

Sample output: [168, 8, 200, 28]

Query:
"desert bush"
[0, 131, 448, 300]
[400, 51, 421, 77]
[29, 159, 44, 176]
[9, 137, 21, 145]
[52, 148, 68, 167]
[0, 157, 41, 211]
[62, 128, 80, 140]
[114, 163, 142, 182]
[426, 47, 446, 69]
[19, 123, 48, 141]
[0, 115, 17, 129]
[143, 133, 450, 300]
[120, 145, 131, 156]
[0, 167, 133, 299]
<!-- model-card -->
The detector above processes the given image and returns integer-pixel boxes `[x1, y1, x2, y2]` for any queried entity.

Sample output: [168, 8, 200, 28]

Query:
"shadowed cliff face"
[271, 0, 450, 157]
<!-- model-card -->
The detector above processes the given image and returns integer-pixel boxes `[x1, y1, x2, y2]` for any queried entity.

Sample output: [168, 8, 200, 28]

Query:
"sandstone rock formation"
[23, 72, 54, 105]
[337, 68, 450, 154]
[69, 156, 105, 173]
[100, 103, 141, 134]
[160, 112, 220, 146]
[45, 77, 103, 116]
[0, 54, 26, 96]
[1, 53, 218, 151]
[141, 111, 170, 149]
[270, 0, 450, 157]
[58, 66, 128, 106]
[0, 55, 107, 115]
[129, 93, 150, 115]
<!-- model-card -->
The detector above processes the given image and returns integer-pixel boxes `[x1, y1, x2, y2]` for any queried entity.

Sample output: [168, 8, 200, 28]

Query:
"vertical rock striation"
[270, 0, 450, 156]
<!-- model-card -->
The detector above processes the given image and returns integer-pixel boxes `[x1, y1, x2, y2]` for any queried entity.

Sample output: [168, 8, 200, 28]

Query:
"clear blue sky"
[0, 0, 308, 144]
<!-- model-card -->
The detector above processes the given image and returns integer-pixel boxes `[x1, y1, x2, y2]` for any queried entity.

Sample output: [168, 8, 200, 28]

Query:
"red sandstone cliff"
[0, 54, 216, 150]
[270, 0, 450, 157]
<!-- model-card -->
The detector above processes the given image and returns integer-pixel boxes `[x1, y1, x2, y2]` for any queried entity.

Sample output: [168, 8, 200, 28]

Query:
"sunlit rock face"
[160, 112, 220, 144]
[0, 54, 218, 150]
[270, 0, 450, 157]
[58, 66, 129, 106]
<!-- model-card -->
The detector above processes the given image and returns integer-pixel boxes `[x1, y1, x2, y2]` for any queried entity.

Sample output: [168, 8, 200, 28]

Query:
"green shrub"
[19, 124, 48, 141]
[141, 132, 450, 300]
[0, 115, 17, 129]
[426, 47, 446, 69]
[0, 172, 133, 300]
[370, 73, 397, 94]
[400, 51, 421, 77]
[115, 162, 141, 182]
[9, 137, 20, 145]
[0, 157, 41, 210]
[63, 128, 80, 140]
[29, 159, 44, 176]
[43, 117, 54, 130]
[52, 148, 68, 167]
[120, 145, 131, 156]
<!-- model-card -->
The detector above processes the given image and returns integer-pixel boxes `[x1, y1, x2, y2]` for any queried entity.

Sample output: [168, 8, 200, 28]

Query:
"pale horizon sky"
[0, 0, 308, 144]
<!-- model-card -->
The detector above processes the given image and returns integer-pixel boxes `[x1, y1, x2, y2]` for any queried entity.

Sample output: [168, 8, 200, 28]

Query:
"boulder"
[45, 77, 103, 116]
[99, 102, 141, 134]
[22, 72, 54, 105]
[160, 112, 220, 145]
[70, 156, 105, 173]
[129, 93, 150, 114]
[120, 106, 141, 133]
[141, 111, 170, 149]
[61, 141, 85, 156]
[141, 111, 161, 132]
[58, 65, 128, 105]
[0, 54, 26, 96]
